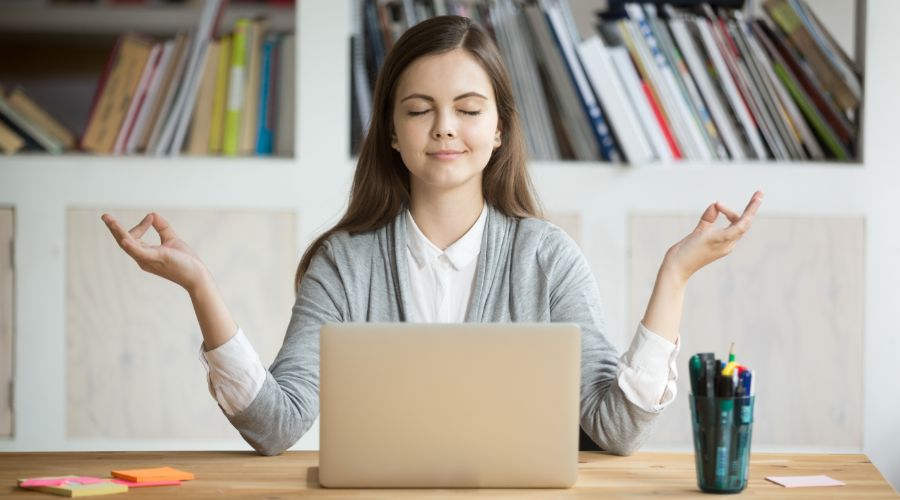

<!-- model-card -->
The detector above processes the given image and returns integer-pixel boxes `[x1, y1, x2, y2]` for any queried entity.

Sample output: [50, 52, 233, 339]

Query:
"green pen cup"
[689, 395, 755, 494]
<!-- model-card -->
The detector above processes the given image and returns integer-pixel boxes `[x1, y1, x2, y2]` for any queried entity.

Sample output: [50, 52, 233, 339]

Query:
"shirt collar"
[406, 203, 488, 271]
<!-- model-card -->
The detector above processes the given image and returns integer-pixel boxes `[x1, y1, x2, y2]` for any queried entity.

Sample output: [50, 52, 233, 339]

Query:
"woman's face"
[391, 48, 501, 197]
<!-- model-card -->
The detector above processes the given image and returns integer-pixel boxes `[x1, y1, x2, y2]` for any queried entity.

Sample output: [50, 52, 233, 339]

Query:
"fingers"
[695, 202, 720, 231]
[128, 213, 154, 240]
[722, 191, 764, 240]
[715, 202, 740, 224]
[150, 212, 178, 243]
[101, 213, 158, 263]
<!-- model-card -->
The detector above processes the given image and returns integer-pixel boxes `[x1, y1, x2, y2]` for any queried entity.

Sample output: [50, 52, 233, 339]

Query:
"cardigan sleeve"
[222, 238, 348, 456]
[537, 225, 669, 455]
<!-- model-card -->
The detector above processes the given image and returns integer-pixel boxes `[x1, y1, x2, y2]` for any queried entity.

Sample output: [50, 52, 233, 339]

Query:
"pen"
[690, 354, 702, 396]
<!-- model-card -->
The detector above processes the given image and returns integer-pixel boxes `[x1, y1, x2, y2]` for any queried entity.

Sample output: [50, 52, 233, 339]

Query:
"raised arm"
[642, 191, 763, 342]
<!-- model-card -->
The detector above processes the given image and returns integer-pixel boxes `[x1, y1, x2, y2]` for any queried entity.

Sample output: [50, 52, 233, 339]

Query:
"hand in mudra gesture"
[664, 190, 764, 284]
[101, 212, 209, 292]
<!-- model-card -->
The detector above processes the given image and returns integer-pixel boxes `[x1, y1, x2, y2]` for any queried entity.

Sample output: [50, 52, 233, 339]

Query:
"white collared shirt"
[200, 207, 679, 416]
[404, 204, 487, 322]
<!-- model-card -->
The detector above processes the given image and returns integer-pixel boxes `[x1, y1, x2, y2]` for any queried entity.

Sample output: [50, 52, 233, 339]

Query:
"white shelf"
[0, 3, 295, 36]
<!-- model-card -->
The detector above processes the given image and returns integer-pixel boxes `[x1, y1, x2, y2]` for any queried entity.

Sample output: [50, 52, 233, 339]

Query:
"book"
[763, 0, 858, 114]
[693, 16, 768, 159]
[143, 33, 191, 153]
[113, 42, 163, 155]
[0, 90, 65, 154]
[755, 18, 854, 147]
[0, 120, 24, 155]
[748, 20, 824, 160]
[223, 18, 249, 156]
[753, 19, 849, 159]
[6, 88, 76, 150]
[544, 0, 620, 162]
[647, 4, 726, 159]
[255, 33, 277, 155]
[208, 34, 232, 154]
[82, 34, 154, 154]
[275, 32, 295, 157]
[524, 3, 598, 161]
[577, 36, 654, 164]
[730, 13, 805, 159]
[165, 0, 226, 155]
[126, 39, 176, 154]
[666, 8, 746, 160]
[186, 39, 222, 156]
[608, 46, 673, 162]
[239, 16, 268, 155]
[619, 8, 695, 159]
[495, 0, 559, 160]
[609, 19, 682, 160]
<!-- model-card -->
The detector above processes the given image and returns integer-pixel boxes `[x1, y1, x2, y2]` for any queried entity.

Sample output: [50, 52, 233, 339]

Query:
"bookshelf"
[1, 0, 900, 491]
[0, 2, 295, 36]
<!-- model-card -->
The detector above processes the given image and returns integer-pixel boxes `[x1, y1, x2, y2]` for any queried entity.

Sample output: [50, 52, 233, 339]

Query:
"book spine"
[0, 94, 63, 154]
[209, 35, 232, 155]
[544, 0, 620, 162]
[223, 18, 249, 156]
[255, 36, 275, 155]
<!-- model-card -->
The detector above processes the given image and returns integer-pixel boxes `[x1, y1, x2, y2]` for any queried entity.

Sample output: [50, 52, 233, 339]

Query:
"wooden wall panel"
[67, 209, 296, 438]
[628, 215, 864, 448]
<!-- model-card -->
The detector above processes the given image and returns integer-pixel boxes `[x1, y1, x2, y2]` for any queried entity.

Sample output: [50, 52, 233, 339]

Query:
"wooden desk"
[0, 451, 895, 498]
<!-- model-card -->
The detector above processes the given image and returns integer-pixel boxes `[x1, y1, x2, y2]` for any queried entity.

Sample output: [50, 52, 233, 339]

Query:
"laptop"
[318, 322, 581, 488]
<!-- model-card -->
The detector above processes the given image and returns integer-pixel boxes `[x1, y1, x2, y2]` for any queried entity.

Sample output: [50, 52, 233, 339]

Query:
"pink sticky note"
[111, 478, 181, 488]
[19, 476, 106, 487]
[765, 475, 846, 488]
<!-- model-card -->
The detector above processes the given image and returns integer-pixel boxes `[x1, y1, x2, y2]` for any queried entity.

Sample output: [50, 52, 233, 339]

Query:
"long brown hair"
[295, 15, 542, 292]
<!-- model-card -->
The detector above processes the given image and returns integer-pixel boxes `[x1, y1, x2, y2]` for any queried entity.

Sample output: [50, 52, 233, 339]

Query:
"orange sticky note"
[110, 466, 194, 483]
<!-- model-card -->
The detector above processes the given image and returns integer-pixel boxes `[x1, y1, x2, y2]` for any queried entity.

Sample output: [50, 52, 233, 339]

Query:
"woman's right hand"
[101, 212, 210, 293]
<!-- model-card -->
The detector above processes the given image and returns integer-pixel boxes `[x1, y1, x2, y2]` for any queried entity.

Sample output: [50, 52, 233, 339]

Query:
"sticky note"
[18, 476, 128, 497]
[18, 476, 106, 488]
[110, 478, 181, 488]
[110, 466, 194, 482]
[765, 475, 846, 488]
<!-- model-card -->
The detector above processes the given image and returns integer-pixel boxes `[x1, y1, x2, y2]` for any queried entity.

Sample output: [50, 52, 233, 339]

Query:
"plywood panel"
[67, 209, 296, 438]
[628, 215, 864, 448]
[0, 209, 13, 437]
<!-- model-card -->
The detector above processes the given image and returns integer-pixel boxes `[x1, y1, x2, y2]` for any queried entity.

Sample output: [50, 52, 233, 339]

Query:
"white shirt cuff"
[616, 322, 680, 413]
[198, 326, 267, 416]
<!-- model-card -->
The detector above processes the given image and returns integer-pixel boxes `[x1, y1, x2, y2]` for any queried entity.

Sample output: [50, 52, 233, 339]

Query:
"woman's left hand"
[662, 190, 764, 285]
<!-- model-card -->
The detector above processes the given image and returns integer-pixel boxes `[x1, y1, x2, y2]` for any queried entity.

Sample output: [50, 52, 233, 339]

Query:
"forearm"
[640, 258, 687, 344]
[189, 271, 238, 351]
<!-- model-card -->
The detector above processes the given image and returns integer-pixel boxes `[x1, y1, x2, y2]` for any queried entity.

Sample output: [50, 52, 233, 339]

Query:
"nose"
[432, 111, 456, 139]
[433, 127, 455, 139]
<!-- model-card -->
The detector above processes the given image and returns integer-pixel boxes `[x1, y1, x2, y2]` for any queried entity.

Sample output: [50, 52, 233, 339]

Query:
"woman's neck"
[409, 189, 485, 251]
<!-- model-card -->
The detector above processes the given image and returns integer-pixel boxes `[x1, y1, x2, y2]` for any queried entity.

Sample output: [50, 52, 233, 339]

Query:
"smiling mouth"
[427, 151, 465, 160]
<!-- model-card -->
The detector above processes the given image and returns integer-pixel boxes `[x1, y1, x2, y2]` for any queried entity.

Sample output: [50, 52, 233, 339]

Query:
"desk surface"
[0, 451, 895, 498]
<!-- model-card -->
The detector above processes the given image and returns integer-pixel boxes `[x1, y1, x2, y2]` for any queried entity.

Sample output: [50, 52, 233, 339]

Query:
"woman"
[102, 15, 762, 456]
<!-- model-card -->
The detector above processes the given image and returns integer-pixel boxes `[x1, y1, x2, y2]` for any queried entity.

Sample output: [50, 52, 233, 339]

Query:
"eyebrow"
[399, 92, 488, 103]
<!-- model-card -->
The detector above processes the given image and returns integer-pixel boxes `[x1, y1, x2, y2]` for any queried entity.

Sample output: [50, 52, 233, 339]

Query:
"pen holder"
[689, 395, 755, 494]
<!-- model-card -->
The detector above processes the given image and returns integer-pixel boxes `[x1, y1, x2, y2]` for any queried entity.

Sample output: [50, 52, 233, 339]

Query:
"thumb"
[695, 202, 719, 230]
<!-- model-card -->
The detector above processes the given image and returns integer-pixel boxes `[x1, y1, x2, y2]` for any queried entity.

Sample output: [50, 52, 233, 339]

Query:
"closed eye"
[407, 110, 482, 116]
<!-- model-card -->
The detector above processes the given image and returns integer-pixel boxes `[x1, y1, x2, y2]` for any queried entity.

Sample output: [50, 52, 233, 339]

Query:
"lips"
[427, 150, 465, 160]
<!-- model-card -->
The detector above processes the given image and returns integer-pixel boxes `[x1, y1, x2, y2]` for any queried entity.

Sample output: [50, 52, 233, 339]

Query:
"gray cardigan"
[225, 203, 661, 455]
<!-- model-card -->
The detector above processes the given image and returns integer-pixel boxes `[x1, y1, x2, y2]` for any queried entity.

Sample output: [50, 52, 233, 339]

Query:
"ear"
[493, 128, 502, 149]
[390, 131, 400, 151]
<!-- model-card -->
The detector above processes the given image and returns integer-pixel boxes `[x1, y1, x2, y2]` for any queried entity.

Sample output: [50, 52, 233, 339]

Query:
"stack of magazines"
[350, 0, 861, 164]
